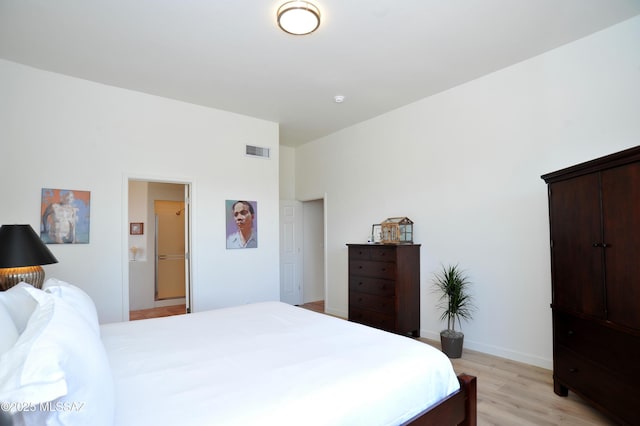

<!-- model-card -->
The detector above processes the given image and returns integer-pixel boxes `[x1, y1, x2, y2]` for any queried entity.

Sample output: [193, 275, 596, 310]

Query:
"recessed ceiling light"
[334, 95, 345, 103]
[277, 1, 321, 35]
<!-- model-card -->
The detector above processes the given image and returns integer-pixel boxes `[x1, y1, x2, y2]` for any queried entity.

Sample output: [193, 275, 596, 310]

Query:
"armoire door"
[548, 173, 604, 318]
[601, 162, 640, 330]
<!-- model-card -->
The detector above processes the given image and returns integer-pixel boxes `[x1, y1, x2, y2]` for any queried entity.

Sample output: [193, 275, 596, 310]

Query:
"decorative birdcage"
[380, 217, 413, 244]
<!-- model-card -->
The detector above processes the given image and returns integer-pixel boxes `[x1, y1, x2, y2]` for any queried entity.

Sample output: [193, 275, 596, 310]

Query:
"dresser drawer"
[555, 347, 637, 424]
[348, 245, 396, 262]
[349, 246, 372, 260]
[554, 312, 640, 377]
[349, 307, 395, 332]
[368, 246, 396, 262]
[349, 276, 395, 297]
[349, 260, 396, 279]
[350, 292, 395, 314]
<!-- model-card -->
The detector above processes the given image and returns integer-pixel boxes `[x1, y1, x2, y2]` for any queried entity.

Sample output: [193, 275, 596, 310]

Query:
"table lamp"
[0, 224, 58, 291]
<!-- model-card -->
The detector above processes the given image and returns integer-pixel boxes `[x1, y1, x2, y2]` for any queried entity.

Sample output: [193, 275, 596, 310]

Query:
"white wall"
[279, 146, 296, 200]
[0, 59, 280, 323]
[294, 17, 640, 369]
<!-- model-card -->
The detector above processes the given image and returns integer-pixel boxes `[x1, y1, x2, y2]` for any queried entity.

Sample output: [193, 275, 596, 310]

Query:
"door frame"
[122, 174, 194, 321]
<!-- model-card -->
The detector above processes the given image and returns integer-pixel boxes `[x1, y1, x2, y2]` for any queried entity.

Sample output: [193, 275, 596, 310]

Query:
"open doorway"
[279, 198, 325, 311]
[128, 180, 191, 320]
[302, 199, 325, 309]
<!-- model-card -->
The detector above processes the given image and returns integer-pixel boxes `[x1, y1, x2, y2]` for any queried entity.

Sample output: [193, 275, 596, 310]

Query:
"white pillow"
[0, 287, 115, 426]
[0, 288, 67, 406]
[0, 303, 19, 354]
[43, 278, 100, 335]
[0, 282, 38, 333]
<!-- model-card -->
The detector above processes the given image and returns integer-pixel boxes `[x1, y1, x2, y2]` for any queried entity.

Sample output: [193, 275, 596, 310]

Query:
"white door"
[280, 200, 303, 305]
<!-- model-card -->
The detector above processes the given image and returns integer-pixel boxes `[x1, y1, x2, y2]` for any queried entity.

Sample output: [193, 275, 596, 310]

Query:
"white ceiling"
[1, 0, 639, 147]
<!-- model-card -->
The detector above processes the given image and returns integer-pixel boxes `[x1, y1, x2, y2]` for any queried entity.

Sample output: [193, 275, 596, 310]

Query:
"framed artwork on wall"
[40, 188, 91, 244]
[225, 200, 258, 249]
[130, 222, 144, 235]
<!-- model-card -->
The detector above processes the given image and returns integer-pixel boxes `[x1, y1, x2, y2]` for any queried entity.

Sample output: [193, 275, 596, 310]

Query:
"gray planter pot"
[440, 330, 464, 358]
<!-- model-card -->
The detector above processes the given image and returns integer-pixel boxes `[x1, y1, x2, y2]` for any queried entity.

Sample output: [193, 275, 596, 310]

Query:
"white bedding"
[100, 301, 459, 426]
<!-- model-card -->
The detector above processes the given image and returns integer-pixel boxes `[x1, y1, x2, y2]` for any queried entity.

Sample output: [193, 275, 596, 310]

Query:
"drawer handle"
[358, 265, 363, 269]
[358, 281, 363, 286]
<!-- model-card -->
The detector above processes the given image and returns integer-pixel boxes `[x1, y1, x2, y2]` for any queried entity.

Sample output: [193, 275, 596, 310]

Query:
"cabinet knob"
[567, 330, 574, 336]
[569, 368, 578, 373]
[592, 242, 612, 248]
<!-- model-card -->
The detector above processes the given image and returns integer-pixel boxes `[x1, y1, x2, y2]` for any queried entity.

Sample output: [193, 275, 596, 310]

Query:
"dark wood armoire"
[347, 243, 420, 337]
[541, 146, 640, 425]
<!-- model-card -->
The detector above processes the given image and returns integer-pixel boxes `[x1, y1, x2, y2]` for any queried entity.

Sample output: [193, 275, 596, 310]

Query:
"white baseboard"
[420, 329, 553, 370]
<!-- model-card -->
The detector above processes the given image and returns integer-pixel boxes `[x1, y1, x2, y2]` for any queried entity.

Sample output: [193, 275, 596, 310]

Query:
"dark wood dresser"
[347, 243, 420, 337]
[541, 146, 640, 425]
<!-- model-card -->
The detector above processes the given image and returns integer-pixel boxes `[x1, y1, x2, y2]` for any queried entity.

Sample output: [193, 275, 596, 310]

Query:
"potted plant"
[432, 264, 475, 358]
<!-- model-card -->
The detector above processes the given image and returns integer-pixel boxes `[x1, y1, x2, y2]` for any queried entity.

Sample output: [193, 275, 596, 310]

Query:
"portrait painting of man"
[40, 188, 91, 244]
[226, 200, 257, 249]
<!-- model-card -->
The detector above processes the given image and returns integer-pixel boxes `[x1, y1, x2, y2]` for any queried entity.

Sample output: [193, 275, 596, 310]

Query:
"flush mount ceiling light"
[277, 1, 321, 35]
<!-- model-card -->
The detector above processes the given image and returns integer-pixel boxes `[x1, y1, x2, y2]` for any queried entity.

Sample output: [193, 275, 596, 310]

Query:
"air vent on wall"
[246, 145, 270, 159]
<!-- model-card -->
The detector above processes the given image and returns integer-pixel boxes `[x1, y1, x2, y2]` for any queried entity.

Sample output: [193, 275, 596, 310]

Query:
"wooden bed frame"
[404, 374, 477, 426]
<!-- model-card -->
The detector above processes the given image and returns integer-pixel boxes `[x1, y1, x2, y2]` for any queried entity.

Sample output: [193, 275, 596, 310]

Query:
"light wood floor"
[129, 304, 186, 320]
[300, 300, 615, 426]
[131, 300, 616, 425]
[421, 338, 615, 425]
[299, 300, 325, 313]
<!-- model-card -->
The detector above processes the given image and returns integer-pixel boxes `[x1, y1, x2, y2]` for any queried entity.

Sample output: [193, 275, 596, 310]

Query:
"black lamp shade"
[0, 224, 58, 268]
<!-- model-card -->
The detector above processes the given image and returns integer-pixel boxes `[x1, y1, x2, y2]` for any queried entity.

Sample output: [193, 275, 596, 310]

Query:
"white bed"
[1, 280, 474, 426]
[102, 301, 460, 426]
